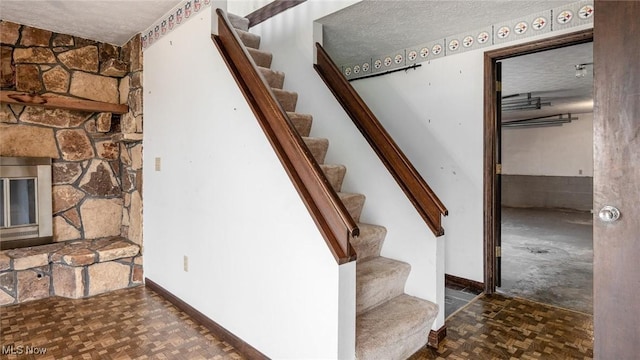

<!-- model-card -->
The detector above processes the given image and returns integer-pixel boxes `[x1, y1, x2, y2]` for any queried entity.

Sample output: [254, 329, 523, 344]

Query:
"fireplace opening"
[0, 157, 53, 250]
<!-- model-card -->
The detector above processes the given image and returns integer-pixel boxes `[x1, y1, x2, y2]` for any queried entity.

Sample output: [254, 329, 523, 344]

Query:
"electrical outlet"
[183, 255, 189, 272]
[579, 169, 583, 175]
[155, 157, 161, 171]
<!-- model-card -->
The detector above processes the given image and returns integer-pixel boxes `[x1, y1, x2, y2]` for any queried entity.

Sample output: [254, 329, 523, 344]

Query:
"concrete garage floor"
[499, 207, 593, 314]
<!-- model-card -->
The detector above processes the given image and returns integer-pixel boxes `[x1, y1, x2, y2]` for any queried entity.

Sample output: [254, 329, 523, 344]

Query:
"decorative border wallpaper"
[341, 0, 594, 80]
[141, 0, 212, 51]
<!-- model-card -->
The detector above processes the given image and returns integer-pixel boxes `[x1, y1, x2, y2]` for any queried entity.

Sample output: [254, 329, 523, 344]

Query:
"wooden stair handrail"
[246, 0, 307, 28]
[212, 9, 358, 264]
[314, 43, 448, 237]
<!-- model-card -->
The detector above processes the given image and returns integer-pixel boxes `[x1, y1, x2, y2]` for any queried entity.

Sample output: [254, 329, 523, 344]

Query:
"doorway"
[496, 42, 594, 314]
[482, 29, 593, 294]
[485, 3, 640, 356]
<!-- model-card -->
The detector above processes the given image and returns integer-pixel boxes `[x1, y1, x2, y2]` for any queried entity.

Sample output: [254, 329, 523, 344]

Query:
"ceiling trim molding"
[340, 0, 594, 80]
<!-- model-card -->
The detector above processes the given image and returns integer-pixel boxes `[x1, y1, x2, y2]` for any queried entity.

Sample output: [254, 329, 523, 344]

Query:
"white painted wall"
[227, 0, 271, 17]
[143, 10, 355, 359]
[249, 0, 446, 329]
[352, 51, 484, 283]
[351, 26, 592, 283]
[502, 112, 593, 176]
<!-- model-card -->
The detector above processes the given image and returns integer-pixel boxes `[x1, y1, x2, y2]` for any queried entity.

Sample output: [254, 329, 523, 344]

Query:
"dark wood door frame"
[483, 29, 593, 294]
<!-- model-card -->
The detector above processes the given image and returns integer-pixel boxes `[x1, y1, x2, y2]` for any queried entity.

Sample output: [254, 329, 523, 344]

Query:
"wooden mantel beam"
[0, 91, 129, 114]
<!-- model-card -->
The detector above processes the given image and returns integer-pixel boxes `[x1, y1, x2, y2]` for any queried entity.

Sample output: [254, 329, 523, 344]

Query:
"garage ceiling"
[501, 41, 593, 121]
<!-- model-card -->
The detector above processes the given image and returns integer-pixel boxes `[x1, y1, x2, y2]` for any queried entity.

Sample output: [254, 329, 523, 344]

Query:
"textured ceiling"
[0, 0, 592, 120]
[318, 0, 592, 120]
[317, 0, 575, 65]
[0, 0, 181, 46]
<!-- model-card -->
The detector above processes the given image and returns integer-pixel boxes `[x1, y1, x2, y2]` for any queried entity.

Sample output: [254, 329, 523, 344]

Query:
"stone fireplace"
[0, 20, 144, 305]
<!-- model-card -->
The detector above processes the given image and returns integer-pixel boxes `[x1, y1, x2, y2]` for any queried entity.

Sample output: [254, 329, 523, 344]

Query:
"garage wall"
[502, 112, 593, 211]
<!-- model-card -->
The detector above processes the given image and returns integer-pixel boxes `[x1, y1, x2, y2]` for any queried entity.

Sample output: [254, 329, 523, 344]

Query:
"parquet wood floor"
[1, 286, 245, 360]
[410, 293, 593, 359]
[2, 286, 593, 359]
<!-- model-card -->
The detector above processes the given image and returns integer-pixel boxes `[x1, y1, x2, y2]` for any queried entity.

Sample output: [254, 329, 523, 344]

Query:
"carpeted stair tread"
[259, 67, 285, 89]
[320, 164, 346, 192]
[287, 112, 312, 137]
[351, 223, 386, 262]
[272, 88, 298, 112]
[337, 192, 366, 223]
[356, 257, 410, 315]
[228, 13, 249, 31]
[236, 29, 261, 49]
[356, 294, 438, 360]
[247, 48, 273, 68]
[302, 137, 329, 164]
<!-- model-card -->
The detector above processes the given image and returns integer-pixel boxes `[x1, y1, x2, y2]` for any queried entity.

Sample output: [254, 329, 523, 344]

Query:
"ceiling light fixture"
[575, 62, 593, 78]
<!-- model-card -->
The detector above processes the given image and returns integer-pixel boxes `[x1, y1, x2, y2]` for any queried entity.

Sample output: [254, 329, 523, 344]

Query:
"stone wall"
[0, 21, 143, 303]
[118, 35, 144, 246]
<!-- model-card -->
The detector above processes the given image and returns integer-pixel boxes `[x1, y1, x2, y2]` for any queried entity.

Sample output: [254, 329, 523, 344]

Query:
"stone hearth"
[0, 237, 142, 305]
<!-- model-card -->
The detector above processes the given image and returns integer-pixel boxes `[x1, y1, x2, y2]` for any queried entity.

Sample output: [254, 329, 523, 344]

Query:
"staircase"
[227, 13, 439, 360]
